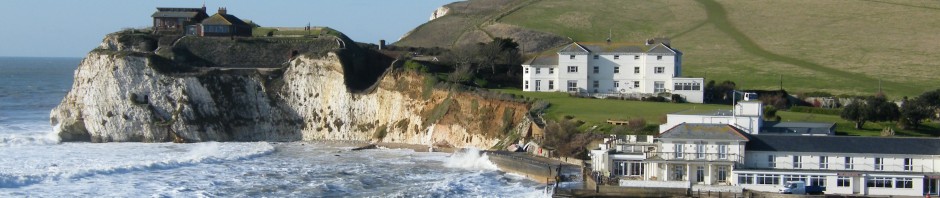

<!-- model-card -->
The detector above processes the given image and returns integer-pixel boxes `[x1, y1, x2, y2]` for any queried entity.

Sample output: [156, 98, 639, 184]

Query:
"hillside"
[400, 0, 940, 97]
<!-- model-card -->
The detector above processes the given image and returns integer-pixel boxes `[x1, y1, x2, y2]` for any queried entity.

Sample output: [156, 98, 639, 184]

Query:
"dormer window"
[570, 55, 576, 59]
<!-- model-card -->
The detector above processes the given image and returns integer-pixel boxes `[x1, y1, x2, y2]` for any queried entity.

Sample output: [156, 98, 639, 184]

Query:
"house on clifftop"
[151, 6, 252, 37]
[151, 6, 209, 35]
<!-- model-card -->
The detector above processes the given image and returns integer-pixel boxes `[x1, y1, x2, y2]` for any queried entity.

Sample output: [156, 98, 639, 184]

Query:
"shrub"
[372, 125, 388, 140]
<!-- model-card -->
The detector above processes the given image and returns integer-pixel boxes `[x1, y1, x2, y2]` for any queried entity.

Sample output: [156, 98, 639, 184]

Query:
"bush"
[404, 60, 429, 73]
[789, 106, 842, 115]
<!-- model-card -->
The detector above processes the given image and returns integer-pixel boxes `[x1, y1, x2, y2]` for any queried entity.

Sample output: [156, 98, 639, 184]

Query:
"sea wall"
[50, 31, 531, 149]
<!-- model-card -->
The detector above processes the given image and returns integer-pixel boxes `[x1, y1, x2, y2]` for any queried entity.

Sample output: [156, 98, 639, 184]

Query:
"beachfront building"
[590, 93, 936, 196]
[521, 39, 704, 103]
[151, 6, 209, 35]
[736, 135, 940, 196]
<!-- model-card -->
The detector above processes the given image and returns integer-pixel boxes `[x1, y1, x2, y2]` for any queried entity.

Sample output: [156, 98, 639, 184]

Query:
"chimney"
[218, 7, 227, 15]
[379, 40, 386, 50]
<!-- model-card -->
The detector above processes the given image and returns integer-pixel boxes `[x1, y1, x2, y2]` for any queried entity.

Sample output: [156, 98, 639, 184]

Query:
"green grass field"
[496, 0, 940, 98]
[497, 88, 939, 137]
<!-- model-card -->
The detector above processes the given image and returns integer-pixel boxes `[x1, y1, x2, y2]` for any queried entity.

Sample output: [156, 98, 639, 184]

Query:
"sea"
[0, 57, 550, 197]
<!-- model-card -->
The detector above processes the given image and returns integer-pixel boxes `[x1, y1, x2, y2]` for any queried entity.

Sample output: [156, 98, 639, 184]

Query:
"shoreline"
[298, 139, 460, 153]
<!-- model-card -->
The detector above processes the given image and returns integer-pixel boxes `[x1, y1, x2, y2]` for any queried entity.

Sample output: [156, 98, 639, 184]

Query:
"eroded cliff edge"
[50, 30, 531, 149]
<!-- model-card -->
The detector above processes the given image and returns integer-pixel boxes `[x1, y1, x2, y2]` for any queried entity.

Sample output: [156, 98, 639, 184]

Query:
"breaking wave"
[444, 148, 498, 171]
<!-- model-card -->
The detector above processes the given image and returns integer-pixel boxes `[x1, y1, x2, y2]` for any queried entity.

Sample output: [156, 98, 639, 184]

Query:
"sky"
[0, 0, 456, 58]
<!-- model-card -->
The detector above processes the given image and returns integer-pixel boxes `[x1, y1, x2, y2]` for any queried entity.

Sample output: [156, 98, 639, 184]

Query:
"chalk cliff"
[50, 31, 531, 149]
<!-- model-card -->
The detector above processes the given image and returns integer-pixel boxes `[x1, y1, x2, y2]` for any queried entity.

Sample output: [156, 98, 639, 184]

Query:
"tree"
[899, 89, 940, 129]
[840, 95, 900, 129]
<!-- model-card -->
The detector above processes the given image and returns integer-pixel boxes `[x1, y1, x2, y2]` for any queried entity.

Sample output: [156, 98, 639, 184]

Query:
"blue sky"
[0, 0, 456, 58]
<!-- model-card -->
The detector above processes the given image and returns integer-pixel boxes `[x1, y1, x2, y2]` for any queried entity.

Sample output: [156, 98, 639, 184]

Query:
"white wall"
[745, 151, 940, 172]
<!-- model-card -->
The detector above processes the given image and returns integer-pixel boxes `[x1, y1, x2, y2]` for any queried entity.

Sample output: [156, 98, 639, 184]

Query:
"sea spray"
[444, 148, 498, 170]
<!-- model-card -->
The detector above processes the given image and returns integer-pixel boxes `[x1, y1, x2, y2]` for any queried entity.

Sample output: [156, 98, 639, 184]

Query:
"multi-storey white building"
[590, 93, 939, 196]
[522, 40, 704, 103]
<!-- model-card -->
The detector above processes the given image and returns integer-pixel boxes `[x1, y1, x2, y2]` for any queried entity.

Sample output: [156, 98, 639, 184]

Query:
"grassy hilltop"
[401, 0, 940, 98]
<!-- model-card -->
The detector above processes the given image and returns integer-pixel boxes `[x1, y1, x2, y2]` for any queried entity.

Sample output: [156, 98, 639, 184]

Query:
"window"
[569, 55, 575, 59]
[793, 156, 802, 169]
[613, 81, 619, 88]
[633, 81, 640, 88]
[673, 165, 684, 181]
[535, 68, 541, 74]
[524, 67, 529, 74]
[549, 68, 554, 74]
[874, 157, 883, 170]
[593, 55, 599, 59]
[904, 158, 912, 171]
[867, 177, 892, 188]
[592, 80, 599, 88]
[634, 55, 640, 60]
[768, 155, 776, 168]
[718, 145, 728, 159]
[524, 80, 529, 89]
[819, 156, 828, 169]
[717, 166, 728, 183]
[614, 55, 620, 60]
[593, 66, 599, 74]
[738, 173, 754, 184]
[756, 174, 780, 185]
[654, 81, 665, 93]
[896, 178, 913, 188]
[844, 157, 853, 170]
[634, 67, 640, 74]
[696, 144, 705, 159]
[783, 175, 807, 184]
[567, 66, 578, 73]
[696, 166, 705, 182]
[692, 82, 701, 90]
[614, 67, 620, 73]
[654, 67, 665, 74]
[657, 55, 663, 60]
[629, 162, 645, 176]
[548, 80, 554, 90]
[675, 144, 684, 159]
[810, 175, 826, 187]
[535, 80, 541, 91]
[567, 81, 578, 92]
[837, 176, 850, 187]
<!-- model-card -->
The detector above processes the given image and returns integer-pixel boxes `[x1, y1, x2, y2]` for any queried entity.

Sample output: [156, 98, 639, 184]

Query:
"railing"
[746, 161, 938, 173]
[647, 152, 743, 164]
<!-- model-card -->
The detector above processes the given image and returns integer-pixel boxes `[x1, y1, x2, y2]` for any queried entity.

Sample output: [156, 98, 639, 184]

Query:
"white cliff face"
[429, 6, 451, 21]
[52, 37, 528, 149]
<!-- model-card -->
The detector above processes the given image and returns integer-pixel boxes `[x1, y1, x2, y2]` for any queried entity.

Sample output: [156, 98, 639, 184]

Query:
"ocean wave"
[0, 142, 275, 188]
[443, 148, 498, 171]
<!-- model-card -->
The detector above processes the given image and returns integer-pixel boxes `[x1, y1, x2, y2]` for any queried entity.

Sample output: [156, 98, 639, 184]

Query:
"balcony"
[646, 152, 743, 164]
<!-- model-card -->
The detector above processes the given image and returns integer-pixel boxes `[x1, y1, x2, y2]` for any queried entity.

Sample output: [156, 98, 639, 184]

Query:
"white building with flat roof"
[522, 40, 704, 103]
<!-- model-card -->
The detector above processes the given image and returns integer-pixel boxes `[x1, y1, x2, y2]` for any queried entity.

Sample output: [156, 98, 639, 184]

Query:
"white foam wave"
[444, 148, 498, 171]
[0, 142, 275, 188]
[0, 122, 61, 147]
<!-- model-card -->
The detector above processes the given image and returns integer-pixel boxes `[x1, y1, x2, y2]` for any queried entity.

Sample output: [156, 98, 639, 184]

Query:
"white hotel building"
[590, 95, 940, 196]
[521, 40, 704, 103]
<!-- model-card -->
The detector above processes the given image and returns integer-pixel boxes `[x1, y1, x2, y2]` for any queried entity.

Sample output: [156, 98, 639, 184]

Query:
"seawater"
[0, 57, 549, 197]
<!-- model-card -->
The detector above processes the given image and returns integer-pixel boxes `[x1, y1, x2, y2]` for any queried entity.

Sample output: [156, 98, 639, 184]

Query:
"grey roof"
[523, 53, 558, 66]
[647, 43, 678, 54]
[558, 43, 589, 54]
[152, 11, 200, 18]
[760, 122, 835, 135]
[659, 123, 749, 141]
[746, 134, 940, 155]
[581, 44, 645, 53]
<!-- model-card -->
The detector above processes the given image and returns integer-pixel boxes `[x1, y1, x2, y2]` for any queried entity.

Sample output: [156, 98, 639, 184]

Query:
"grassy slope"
[498, 0, 940, 98]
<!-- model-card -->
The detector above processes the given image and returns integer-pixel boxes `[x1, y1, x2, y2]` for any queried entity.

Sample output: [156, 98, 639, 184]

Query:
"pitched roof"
[152, 7, 205, 18]
[746, 134, 940, 155]
[647, 43, 678, 54]
[659, 123, 749, 141]
[523, 53, 558, 66]
[579, 42, 646, 53]
[201, 13, 248, 26]
[558, 43, 589, 54]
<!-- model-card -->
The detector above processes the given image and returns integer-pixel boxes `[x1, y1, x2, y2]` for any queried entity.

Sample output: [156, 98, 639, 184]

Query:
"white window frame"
[614, 67, 620, 73]
[903, 158, 913, 171]
[535, 80, 541, 91]
[567, 66, 578, 73]
[613, 81, 619, 88]
[837, 176, 850, 187]
[819, 156, 828, 169]
[768, 155, 776, 168]
[718, 144, 728, 159]
[675, 144, 684, 159]
[535, 68, 540, 74]
[874, 157, 883, 170]
[634, 67, 640, 74]
[655, 67, 665, 74]
[569, 55, 575, 59]
[548, 80, 554, 90]
[549, 68, 554, 74]
[793, 156, 802, 169]
[593, 66, 599, 74]
[633, 81, 640, 88]
[696, 144, 705, 159]
[567, 80, 578, 92]
[844, 157, 853, 170]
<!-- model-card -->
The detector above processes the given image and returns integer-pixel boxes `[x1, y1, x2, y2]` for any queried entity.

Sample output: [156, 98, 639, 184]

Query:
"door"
[928, 178, 939, 195]
[852, 177, 861, 194]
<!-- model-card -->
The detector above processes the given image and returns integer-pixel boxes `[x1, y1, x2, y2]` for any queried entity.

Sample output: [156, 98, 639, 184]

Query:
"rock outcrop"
[51, 31, 531, 149]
